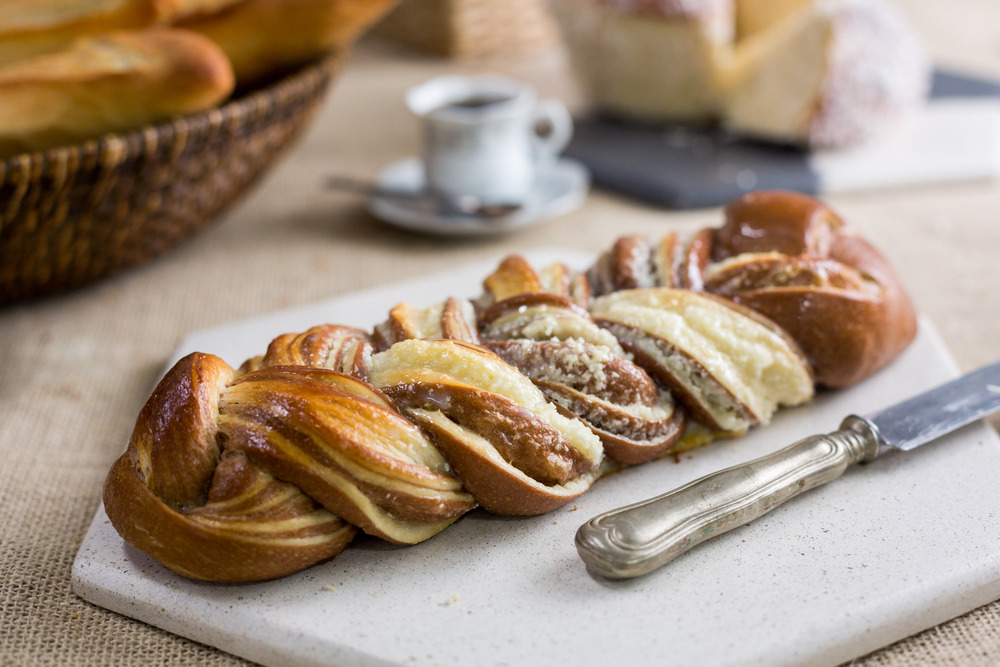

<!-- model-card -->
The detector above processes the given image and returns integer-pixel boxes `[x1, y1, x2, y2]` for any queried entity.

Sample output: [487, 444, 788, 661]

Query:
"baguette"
[0, 28, 234, 156]
[0, 1, 167, 66]
[172, 0, 398, 86]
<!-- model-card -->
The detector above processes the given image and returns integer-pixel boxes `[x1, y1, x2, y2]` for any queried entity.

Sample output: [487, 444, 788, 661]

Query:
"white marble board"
[73, 249, 1000, 667]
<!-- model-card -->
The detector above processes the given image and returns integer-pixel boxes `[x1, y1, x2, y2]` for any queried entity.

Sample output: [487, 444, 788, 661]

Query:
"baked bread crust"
[172, 0, 399, 86]
[243, 323, 374, 378]
[104, 350, 477, 581]
[489, 338, 687, 465]
[103, 353, 358, 582]
[591, 288, 814, 432]
[586, 191, 917, 388]
[481, 293, 687, 464]
[373, 297, 480, 351]
[0, 1, 166, 67]
[0, 28, 234, 156]
[705, 190, 918, 387]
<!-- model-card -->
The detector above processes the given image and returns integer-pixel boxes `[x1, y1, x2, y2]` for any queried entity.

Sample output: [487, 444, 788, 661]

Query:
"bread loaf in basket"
[0, 0, 398, 304]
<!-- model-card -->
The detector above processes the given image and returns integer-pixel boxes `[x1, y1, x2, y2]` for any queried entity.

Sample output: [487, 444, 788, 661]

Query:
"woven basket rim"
[0, 51, 345, 175]
[0, 49, 346, 304]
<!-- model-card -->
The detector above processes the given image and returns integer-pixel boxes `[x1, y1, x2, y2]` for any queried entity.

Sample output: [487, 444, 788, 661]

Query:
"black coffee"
[437, 94, 512, 112]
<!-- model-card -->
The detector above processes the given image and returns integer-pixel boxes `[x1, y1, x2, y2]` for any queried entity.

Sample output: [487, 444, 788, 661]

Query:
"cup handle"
[532, 98, 573, 159]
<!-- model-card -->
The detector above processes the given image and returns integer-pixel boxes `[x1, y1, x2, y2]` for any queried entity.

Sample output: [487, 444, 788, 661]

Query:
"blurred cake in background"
[548, 0, 734, 121]
[550, 0, 931, 149]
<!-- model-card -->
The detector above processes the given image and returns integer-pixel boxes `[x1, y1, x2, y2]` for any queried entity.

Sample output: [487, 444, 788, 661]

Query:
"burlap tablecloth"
[3, 1, 1000, 664]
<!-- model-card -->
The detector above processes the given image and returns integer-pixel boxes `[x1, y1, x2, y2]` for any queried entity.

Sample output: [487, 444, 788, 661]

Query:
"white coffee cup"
[405, 75, 573, 207]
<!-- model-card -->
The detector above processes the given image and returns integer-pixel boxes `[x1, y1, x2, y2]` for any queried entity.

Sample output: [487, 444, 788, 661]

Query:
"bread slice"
[369, 339, 606, 515]
[591, 288, 814, 433]
[0, 28, 234, 156]
[488, 338, 687, 465]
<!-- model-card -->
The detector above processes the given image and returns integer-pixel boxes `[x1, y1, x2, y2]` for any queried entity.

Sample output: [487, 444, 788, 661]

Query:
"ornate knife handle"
[575, 416, 881, 579]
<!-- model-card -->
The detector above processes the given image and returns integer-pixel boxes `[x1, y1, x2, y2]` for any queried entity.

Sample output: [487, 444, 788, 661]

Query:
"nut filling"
[383, 382, 596, 486]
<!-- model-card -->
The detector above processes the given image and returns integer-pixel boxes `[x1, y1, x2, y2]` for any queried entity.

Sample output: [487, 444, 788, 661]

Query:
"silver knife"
[576, 360, 1000, 579]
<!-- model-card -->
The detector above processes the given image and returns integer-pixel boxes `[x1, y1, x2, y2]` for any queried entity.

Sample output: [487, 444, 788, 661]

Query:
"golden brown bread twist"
[705, 191, 918, 388]
[478, 255, 591, 310]
[103, 353, 357, 582]
[240, 323, 374, 377]
[104, 191, 916, 582]
[104, 349, 476, 581]
[586, 191, 918, 388]
[590, 288, 814, 433]
[370, 257, 689, 465]
[486, 337, 687, 465]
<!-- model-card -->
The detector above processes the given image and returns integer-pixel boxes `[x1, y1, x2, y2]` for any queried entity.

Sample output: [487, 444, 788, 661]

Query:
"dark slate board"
[564, 70, 1000, 209]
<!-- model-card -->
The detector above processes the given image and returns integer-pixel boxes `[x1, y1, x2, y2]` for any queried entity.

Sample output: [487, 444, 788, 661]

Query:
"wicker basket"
[0, 52, 346, 305]
[373, 0, 561, 57]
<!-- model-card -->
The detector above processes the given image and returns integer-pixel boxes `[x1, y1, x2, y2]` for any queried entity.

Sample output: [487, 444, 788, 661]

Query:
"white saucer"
[366, 157, 590, 235]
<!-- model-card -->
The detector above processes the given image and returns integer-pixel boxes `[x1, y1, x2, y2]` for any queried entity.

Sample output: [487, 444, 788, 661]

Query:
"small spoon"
[324, 175, 522, 219]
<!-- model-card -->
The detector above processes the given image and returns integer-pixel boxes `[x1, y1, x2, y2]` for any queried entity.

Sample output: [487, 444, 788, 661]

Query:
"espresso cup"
[405, 75, 573, 207]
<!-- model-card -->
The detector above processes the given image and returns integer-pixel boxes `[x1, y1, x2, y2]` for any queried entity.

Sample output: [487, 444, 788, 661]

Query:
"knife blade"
[575, 360, 1000, 579]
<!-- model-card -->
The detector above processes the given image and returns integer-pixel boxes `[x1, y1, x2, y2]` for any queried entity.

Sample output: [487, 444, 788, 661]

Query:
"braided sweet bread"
[586, 190, 918, 387]
[103, 191, 916, 581]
